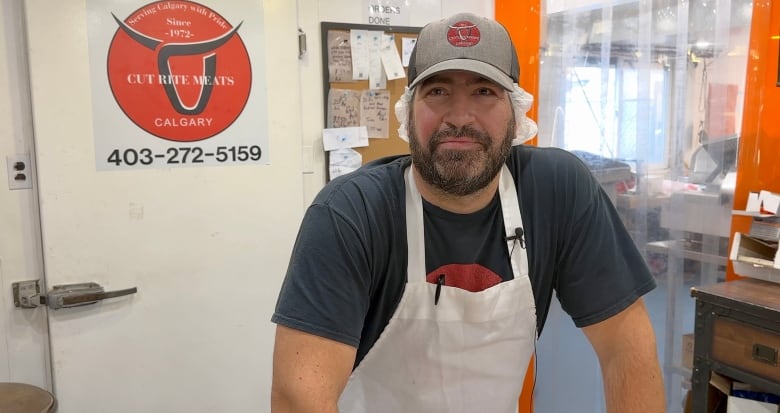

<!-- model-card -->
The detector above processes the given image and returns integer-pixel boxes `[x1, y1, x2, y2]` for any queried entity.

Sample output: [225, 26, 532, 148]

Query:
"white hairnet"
[394, 84, 538, 145]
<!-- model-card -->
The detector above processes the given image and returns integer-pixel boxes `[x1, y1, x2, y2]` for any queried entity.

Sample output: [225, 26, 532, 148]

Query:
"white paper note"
[402, 37, 417, 67]
[350, 29, 370, 81]
[323, 126, 369, 151]
[380, 34, 406, 80]
[368, 31, 386, 90]
[329, 148, 363, 179]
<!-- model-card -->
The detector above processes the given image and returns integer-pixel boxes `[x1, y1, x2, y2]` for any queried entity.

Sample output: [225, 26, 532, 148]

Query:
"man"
[271, 12, 664, 413]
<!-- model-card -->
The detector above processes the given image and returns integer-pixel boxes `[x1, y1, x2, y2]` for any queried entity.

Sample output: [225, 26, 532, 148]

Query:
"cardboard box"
[727, 396, 778, 413]
[730, 232, 780, 283]
[760, 190, 780, 215]
[682, 333, 695, 370]
[746, 190, 780, 215]
[710, 372, 780, 413]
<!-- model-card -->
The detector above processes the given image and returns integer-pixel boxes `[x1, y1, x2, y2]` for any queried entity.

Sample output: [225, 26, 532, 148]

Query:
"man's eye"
[475, 87, 495, 96]
[428, 87, 447, 96]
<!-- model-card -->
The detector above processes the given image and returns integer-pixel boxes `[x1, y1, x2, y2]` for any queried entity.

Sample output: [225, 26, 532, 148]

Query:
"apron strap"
[405, 166, 426, 284]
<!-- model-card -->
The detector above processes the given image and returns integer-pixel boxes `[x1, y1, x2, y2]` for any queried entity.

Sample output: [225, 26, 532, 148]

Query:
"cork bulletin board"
[320, 22, 421, 178]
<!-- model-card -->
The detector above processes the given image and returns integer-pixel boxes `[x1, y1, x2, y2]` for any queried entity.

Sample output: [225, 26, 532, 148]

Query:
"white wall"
[0, 0, 494, 400]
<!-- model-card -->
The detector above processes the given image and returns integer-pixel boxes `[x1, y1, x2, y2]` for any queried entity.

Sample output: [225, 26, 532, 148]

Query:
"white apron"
[338, 165, 537, 413]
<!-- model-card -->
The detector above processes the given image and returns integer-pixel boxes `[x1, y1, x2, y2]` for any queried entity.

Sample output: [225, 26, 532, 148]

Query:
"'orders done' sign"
[363, 0, 411, 26]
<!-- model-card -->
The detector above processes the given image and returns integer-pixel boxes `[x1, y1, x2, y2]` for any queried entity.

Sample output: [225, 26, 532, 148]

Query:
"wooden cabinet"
[712, 317, 780, 383]
[690, 278, 780, 412]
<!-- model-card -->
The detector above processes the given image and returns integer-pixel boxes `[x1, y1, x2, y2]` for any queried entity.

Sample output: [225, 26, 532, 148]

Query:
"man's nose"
[442, 94, 476, 128]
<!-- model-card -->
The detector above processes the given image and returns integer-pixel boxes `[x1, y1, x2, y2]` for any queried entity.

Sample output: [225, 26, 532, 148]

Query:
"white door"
[0, 0, 51, 390]
[17, 0, 304, 411]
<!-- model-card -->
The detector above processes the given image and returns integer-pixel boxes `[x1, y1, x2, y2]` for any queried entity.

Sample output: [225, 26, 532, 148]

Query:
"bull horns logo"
[112, 13, 242, 115]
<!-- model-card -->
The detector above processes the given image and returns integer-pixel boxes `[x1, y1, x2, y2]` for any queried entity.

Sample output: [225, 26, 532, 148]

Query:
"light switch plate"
[6, 154, 32, 190]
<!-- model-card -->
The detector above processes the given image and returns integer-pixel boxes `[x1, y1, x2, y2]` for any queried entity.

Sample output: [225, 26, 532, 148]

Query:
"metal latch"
[298, 28, 306, 58]
[13, 280, 137, 310]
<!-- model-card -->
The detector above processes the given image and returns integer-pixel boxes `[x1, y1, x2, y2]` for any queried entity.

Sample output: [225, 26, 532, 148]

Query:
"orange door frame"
[728, 0, 780, 280]
[497, 0, 540, 148]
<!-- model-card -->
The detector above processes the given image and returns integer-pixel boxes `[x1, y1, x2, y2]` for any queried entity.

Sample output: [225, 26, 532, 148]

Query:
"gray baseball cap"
[408, 13, 519, 91]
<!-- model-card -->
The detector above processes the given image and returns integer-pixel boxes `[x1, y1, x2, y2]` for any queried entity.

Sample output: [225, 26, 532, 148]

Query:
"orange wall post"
[496, 1, 541, 411]
[727, 0, 780, 280]
[497, 0, 540, 147]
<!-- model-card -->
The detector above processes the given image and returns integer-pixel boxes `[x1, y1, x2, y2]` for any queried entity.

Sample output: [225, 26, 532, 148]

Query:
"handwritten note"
[361, 90, 390, 139]
[327, 89, 361, 128]
[329, 148, 363, 179]
[323, 127, 369, 151]
[327, 30, 353, 82]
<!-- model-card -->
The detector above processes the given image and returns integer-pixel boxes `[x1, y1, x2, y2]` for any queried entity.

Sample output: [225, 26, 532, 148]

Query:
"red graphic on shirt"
[426, 263, 502, 292]
[107, 1, 251, 142]
[446, 21, 481, 47]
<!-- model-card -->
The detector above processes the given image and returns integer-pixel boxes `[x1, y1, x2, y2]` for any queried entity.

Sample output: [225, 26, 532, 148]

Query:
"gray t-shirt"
[272, 145, 655, 368]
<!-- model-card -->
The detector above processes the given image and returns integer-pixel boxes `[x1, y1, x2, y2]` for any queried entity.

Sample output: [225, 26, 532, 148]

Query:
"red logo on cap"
[447, 21, 480, 47]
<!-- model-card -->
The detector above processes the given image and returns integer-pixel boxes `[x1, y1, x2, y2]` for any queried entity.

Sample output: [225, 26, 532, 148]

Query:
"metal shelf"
[647, 240, 728, 266]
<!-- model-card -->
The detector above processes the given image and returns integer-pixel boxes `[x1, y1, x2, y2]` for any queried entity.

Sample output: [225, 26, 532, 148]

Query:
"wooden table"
[0, 383, 56, 413]
[690, 278, 780, 412]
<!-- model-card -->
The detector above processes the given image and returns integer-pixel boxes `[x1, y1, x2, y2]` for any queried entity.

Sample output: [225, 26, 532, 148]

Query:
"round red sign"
[447, 21, 481, 47]
[107, 1, 251, 142]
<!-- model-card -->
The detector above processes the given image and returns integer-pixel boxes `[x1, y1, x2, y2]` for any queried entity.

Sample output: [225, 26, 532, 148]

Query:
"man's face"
[409, 70, 515, 197]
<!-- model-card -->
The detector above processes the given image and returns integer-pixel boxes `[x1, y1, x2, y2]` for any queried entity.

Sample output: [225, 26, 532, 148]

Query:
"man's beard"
[409, 119, 515, 197]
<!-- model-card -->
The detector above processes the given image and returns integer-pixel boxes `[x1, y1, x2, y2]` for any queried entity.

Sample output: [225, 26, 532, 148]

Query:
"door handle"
[45, 282, 138, 309]
[13, 280, 138, 310]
